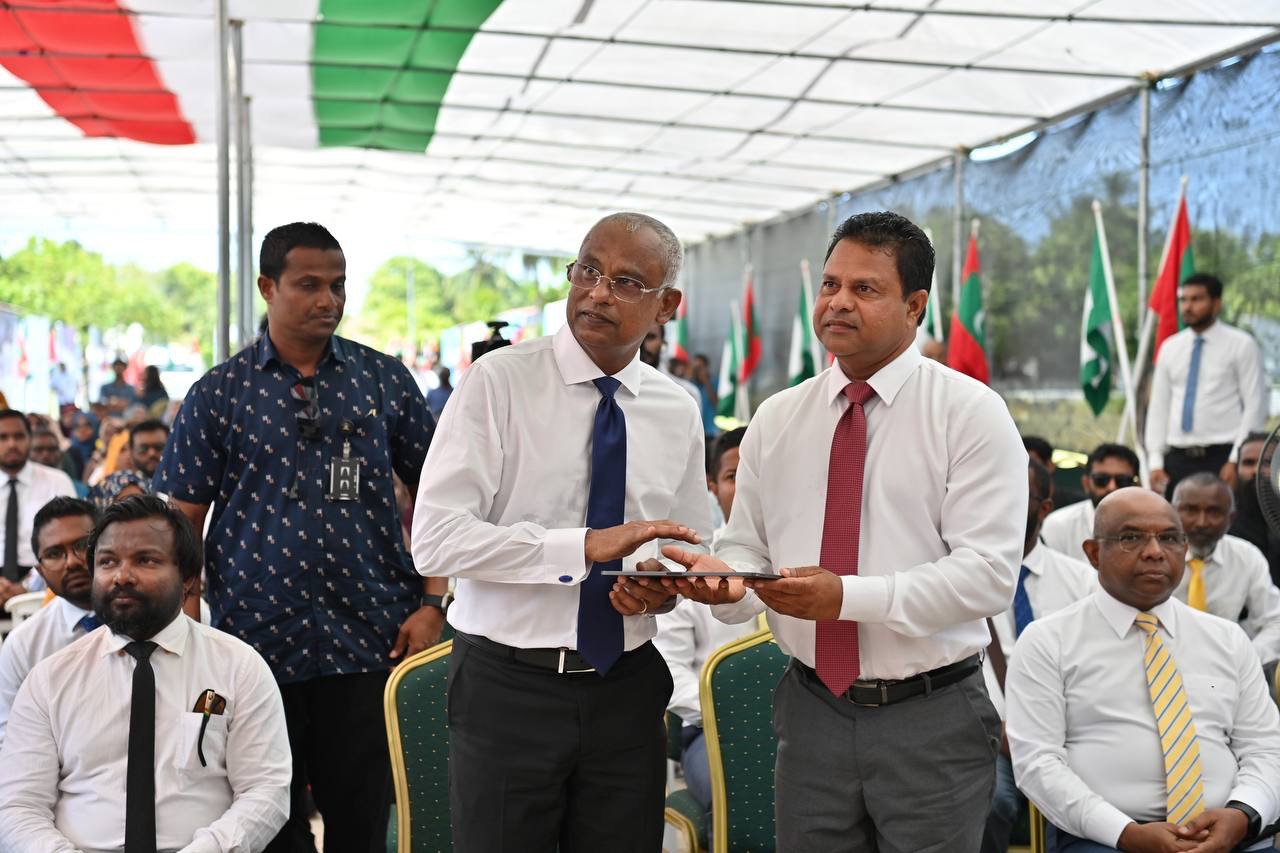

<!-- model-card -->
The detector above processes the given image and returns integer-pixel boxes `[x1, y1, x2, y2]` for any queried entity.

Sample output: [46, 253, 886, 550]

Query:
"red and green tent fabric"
[947, 228, 989, 384]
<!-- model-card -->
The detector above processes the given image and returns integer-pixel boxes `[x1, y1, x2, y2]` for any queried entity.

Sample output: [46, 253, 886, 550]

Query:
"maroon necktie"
[816, 380, 875, 695]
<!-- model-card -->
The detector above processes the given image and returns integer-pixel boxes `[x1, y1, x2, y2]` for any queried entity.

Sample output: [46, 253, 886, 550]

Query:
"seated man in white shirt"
[1007, 488, 1280, 853]
[0, 496, 98, 748]
[654, 427, 756, 819]
[1172, 472, 1280, 666]
[0, 495, 291, 853]
[0, 408, 77, 604]
[1041, 443, 1140, 561]
[982, 458, 1097, 853]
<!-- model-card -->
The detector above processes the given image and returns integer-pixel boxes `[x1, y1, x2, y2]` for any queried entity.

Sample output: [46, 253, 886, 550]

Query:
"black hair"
[142, 366, 166, 394]
[824, 211, 935, 326]
[0, 409, 31, 436]
[1181, 272, 1223, 300]
[128, 419, 170, 445]
[31, 496, 96, 560]
[1022, 436, 1054, 467]
[87, 495, 203, 582]
[1243, 431, 1269, 447]
[1028, 458, 1053, 502]
[259, 222, 343, 281]
[1086, 442, 1140, 476]
[711, 428, 747, 478]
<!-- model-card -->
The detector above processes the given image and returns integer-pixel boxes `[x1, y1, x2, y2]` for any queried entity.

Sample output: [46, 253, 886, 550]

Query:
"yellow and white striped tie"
[1134, 611, 1206, 826]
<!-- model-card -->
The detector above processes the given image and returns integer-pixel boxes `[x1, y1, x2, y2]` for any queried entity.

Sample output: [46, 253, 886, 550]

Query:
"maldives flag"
[740, 268, 762, 384]
[670, 298, 689, 362]
[947, 227, 989, 384]
[1148, 188, 1195, 360]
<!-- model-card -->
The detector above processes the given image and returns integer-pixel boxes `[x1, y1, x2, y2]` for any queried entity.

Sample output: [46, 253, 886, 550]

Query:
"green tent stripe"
[313, 0, 504, 151]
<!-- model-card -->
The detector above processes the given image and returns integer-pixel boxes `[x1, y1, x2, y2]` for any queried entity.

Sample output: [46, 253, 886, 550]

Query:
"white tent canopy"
[0, 0, 1277, 254]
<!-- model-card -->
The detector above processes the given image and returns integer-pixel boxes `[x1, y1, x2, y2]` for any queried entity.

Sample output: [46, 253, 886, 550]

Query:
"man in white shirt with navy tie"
[983, 457, 1097, 853]
[0, 495, 291, 853]
[0, 496, 99, 748]
[666, 211, 1026, 851]
[1146, 273, 1267, 496]
[1007, 488, 1280, 853]
[1171, 472, 1280, 665]
[412, 212, 710, 853]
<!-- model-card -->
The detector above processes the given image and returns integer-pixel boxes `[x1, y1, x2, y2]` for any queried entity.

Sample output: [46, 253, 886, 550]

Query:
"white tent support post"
[214, 0, 230, 363]
[232, 19, 253, 348]
[406, 264, 415, 358]
[951, 148, 965, 313]
[1136, 80, 1152, 329]
[1093, 202, 1137, 450]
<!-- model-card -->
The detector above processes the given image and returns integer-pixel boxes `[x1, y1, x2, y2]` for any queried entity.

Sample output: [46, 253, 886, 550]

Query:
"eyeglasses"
[290, 378, 322, 440]
[1096, 531, 1187, 552]
[566, 262, 666, 303]
[38, 537, 90, 566]
[1090, 473, 1138, 489]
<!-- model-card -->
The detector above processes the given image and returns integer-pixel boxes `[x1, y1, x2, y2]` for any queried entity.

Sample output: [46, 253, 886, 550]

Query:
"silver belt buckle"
[849, 680, 889, 707]
[557, 649, 595, 674]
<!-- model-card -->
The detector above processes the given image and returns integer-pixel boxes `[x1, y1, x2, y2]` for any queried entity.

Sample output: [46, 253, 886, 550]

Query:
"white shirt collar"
[824, 344, 922, 408]
[552, 324, 644, 398]
[52, 595, 93, 632]
[1093, 587, 1181, 639]
[1023, 542, 1047, 575]
[6, 461, 32, 487]
[101, 611, 190, 658]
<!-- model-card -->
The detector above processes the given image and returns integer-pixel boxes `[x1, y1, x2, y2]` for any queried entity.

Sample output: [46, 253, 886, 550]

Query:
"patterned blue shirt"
[154, 334, 434, 684]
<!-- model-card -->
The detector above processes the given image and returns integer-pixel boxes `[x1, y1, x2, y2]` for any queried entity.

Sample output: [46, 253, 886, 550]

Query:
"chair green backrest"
[385, 640, 452, 853]
[701, 628, 789, 853]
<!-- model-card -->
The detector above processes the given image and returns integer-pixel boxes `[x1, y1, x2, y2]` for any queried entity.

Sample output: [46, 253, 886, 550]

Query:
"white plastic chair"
[4, 591, 47, 627]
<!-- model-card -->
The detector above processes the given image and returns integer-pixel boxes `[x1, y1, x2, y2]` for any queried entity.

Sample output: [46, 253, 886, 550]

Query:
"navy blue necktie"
[1013, 564, 1035, 638]
[76, 614, 101, 632]
[1181, 335, 1204, 432]
[578, 376, 627, 674]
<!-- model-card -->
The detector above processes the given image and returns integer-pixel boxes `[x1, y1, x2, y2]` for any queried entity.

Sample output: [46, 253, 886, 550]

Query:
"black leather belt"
[797, 654, 981, 707]
[1169, 443, 1232, 459]
[459, 631, 647, 675]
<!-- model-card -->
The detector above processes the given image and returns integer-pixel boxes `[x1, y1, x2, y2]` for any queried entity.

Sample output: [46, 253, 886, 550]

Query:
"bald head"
[1093, 487, 1178, 537]
[1086, 487, 1187, 611]
[1171, 472, 1233, 512]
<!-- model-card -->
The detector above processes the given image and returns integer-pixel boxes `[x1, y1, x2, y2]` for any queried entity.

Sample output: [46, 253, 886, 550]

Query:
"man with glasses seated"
[1041, 443, 1141, 561]
[1007, 488, 1280, 853]
[0, 497, 96, 748]
[153, 222, 444, 853]
[1171, 473, 1280, 667]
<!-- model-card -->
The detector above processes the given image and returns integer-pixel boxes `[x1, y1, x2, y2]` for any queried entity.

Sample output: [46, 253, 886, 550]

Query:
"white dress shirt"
[0, 614, 291, 853]
[0, 461, 76, 568]
[1174, 534, 1280, 664]
[412, 325, 713, 651]
[653, 595, 758, 727]
[1007, 590, 1280, 848]
[0, 596, 94, 748]
[710, 346, 1026, 680]
[1039, 500, 1094, 562]
[984, 544, 1097, 719]
[1144, 320, 1267, 467]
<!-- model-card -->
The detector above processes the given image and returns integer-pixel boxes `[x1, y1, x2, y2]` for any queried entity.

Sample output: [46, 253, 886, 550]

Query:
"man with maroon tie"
[665, 211, 1026, 851]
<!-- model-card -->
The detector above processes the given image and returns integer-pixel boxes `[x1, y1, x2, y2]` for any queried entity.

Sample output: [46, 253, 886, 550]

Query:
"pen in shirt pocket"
[192, 689, 227, 767]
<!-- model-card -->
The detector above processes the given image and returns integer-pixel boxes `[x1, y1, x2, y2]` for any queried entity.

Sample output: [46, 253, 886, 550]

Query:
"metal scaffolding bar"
[214, 0, 230, 363]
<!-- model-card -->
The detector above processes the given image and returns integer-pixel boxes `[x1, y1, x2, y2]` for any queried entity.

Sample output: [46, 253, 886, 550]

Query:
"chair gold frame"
[383, 639, 453, 853]
[664, 800, 704, 853]
[699, 627, 777, 853]
[1028, 802, 1047, 853]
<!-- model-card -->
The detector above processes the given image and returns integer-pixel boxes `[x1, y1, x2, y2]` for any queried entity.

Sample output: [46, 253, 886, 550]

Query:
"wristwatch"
[421, 592, 452, 614]
[1225, 800, 1262, 843]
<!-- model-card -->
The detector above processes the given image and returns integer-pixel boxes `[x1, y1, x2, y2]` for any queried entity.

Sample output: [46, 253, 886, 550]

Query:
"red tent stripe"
[0, 3, 194, 145]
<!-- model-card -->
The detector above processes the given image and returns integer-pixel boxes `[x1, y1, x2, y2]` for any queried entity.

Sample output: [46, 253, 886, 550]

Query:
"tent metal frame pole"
[214, 0, 230, 363]
[951, 148, 965, 314]
[232, 19, 252, 347]
[242, 95, 254, 340]
[1136, 80, 1151, 330]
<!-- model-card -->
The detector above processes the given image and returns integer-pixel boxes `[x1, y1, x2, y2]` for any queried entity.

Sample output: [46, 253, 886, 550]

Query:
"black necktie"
[3, 478, 18, 581]
[125, 641, 158, 853]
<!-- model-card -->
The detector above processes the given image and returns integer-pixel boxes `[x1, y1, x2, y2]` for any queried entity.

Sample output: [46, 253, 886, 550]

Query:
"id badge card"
[327, 420, 363, 501]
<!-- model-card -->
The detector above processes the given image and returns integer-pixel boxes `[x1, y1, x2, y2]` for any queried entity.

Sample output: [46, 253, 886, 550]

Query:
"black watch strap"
[1226, 800, 1262, 843]
[421, 593, 449, 612]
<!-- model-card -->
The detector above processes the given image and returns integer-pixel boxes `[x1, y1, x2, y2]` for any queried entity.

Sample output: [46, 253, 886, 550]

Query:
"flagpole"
[923, 228, 943, 341]
[1128, 175, 1188, 476]
[1092, 201, 1137, 450]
